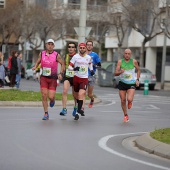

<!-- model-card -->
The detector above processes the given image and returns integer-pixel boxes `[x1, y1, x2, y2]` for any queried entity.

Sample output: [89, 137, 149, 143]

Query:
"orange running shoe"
[123, 115, 129, 122]
[88, 98, 94, 108]
[128, 102, 132, 109]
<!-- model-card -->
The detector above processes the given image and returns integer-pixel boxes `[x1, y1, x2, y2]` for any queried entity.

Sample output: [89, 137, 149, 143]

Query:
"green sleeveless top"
[120, 58, 136, 84]
[65, 54, 74, 78]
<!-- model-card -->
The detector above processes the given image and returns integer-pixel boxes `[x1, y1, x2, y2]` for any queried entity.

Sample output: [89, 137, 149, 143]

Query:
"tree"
[0, 0, 24, 50]
[122, 0, 163, 66]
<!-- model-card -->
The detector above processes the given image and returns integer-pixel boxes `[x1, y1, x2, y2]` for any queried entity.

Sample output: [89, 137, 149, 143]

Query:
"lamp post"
[78, 0, 87, 44]
[161, 2, 169, 89]
[161, 23, 166, 89]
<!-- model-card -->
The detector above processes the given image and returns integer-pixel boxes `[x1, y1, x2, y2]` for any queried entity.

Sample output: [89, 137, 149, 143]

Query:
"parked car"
[112, 67, 157, 90]
[25, 64, 36, 80]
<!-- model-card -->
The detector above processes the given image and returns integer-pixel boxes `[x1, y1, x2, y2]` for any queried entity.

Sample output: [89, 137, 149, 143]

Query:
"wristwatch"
[136, 79, 139, 81]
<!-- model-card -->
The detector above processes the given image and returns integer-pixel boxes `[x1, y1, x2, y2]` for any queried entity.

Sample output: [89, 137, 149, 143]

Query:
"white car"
[25, 68, 36, 80]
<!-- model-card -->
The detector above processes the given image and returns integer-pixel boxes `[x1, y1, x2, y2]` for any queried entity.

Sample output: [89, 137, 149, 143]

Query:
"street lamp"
[160, 0, 169, 89]
[161, 18, 167, 90]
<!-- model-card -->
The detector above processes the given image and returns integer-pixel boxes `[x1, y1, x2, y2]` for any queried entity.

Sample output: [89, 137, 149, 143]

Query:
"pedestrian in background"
[10, 51, 18, 87]
[7, 53, 12, 79]
[16, 52, 22, 89]
[32, 39, 65, 120]
[60, 42, 77, 116]
[0, 51, 5, 87]
[114, 49, 140, 122]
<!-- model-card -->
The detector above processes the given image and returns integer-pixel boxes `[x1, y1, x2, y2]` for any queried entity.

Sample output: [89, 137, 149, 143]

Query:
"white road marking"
[148, 105, 160, 109]
[98, 132, 170, 170]
[101, 111, 122, 113]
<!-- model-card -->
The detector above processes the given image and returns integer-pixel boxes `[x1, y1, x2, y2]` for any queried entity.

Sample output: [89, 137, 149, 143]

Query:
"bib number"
[78, 66, 87, 74]
[66, 69, 74, 77]
[42, 67, 51, 76]
[123, 73, 132, 80]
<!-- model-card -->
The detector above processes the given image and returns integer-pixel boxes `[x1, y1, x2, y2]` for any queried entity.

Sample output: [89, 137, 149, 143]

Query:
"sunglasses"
[79, 47, 86, 49]
[68, 46, 75, 48]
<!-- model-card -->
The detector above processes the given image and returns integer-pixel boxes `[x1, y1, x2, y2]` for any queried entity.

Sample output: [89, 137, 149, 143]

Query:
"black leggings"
[10, 74, 16, 87]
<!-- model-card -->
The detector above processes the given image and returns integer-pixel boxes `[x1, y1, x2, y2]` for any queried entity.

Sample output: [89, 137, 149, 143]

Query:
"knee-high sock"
[78, 100, 83, 112]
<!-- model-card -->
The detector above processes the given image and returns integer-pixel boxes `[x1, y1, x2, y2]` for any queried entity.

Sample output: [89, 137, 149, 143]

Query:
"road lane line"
[98, 132, 170, 170]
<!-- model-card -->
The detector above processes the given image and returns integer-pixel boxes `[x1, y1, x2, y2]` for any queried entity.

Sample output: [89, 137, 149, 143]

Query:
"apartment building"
[1, 0, 169, 82]
[105, 0, 170, 82]
[21, 0, 110, 60]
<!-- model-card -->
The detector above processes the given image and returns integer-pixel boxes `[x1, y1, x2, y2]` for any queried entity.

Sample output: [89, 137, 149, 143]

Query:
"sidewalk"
[155, 82, 170, 91]
[135, 133, 170, 160]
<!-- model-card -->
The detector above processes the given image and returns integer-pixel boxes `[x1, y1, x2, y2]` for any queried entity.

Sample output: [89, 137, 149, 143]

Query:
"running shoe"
[74, 113, 79, 120]
[60, 108, 67, 116]
[50, 100, 55, 108]
[79, 109, 85, 116]
[128, 102, 132, 109]
[42, 114, 49, 120]
[123, 115, 129, 122]
[88, 98, 94, 108]
[72, 106, 77, 117]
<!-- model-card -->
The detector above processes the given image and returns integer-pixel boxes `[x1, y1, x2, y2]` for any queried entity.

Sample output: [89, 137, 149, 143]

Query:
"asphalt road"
[0, 79, 170, 170]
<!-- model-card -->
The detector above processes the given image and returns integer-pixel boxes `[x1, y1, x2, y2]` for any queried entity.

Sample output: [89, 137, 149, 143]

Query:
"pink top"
[41, 50, 58, 79]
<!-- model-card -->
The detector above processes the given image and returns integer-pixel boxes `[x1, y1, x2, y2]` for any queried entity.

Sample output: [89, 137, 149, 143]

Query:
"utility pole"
[161, 1, 169, 89]
[78, 0, 87, 44]
[74, 0, 91, 44]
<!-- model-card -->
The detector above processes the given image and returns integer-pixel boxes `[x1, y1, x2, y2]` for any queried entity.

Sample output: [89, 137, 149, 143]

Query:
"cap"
[46, 39, 55, 44]
[79, 42, 86, 47]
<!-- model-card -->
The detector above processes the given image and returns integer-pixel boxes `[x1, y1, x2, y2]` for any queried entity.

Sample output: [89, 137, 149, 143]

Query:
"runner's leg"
[119, 90, 127, 116]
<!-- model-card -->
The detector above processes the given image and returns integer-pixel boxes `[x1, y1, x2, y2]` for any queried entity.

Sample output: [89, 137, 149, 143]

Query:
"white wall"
[105, 36, 118, 48]
[165, 66, 170, 81]
[107, 48, 113, 61]
[128, 29, 144, 48]
[145, 47, 156, 74]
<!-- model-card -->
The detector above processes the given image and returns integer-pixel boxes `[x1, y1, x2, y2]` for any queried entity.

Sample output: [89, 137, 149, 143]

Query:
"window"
[0, 0, 5, 9]
[68, 0, 80, 4]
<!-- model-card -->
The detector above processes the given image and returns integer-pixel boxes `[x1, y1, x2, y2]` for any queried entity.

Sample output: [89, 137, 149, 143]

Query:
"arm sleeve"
[88, 57, 93, 71]
[68, 56, 76, 71]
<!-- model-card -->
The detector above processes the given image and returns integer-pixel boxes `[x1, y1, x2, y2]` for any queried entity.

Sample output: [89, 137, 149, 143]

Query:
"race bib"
[123, 73, 132, 80]
[66, 69, 74, 77]
[78, 66, 87, 74]
[42, 67, 51, 76]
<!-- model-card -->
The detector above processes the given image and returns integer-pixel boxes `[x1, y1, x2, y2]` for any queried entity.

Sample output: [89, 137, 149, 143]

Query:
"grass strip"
[0, 89, 74, 101]
[150, 128, 170, 144]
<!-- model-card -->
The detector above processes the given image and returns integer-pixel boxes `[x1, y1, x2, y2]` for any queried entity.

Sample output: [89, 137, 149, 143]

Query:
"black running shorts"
[63, 76, 74, 86]
[118, 81, 136, 91]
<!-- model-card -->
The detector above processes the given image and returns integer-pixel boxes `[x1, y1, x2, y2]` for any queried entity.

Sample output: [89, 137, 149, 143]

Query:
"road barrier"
[144, 79, 149, 95]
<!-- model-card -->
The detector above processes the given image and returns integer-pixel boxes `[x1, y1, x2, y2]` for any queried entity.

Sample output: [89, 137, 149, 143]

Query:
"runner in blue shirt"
[82, 40, 101, 112]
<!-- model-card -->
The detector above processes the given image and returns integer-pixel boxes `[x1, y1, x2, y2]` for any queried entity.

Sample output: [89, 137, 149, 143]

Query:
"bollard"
[144, 80, 149, 95]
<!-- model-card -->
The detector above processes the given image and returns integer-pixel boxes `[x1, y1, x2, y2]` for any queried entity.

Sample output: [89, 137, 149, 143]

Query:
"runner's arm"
[133, 59, 140, 80]
[114, 60, 124, 76]
[68, 62, 80, 71]
[89, 59, 94, 75]
[93, 62, 101, 68]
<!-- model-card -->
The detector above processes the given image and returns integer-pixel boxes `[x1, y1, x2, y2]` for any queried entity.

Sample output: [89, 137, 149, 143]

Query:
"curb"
[135, 133, 170, 160]
[0, 98, 102, 107]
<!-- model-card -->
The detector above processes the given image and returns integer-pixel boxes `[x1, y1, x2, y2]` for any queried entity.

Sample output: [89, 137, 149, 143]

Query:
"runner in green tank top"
[60, 42, 78, 116]
[114, 49, 140, 122]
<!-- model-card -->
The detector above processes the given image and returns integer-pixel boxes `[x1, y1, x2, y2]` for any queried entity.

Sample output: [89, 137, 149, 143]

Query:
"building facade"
[105, 0, 170, 82]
